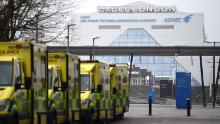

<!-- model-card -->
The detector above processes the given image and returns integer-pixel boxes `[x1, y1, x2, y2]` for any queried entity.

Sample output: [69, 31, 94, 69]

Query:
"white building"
[73, 1, 214, 86]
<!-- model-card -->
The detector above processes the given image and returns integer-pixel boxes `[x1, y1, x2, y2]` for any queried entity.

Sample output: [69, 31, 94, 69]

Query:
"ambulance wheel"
[96, 119, 109, 124]
[50, 108, 57, 124]
[13, 110, 19, 124]
[81, 108, 94, 124]
[113, 107, 117, 120]
[88, 108, 94, 124]
[118, 113, 124, 119]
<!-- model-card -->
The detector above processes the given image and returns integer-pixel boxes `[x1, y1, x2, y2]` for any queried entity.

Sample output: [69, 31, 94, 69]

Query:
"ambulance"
[110, 64, 129, 119]
[48, 53, 80, 123]
[0, 42, 48, 124]
[80, 60, 112, 123]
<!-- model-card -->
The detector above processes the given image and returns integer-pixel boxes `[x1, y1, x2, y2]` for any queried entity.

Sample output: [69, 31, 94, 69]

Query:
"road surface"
[110, 104, 220, 124]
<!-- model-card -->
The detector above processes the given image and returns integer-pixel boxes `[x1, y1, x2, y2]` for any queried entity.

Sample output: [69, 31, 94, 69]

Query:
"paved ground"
[111, 104, 220, 124]
[111, 117, 220, 124]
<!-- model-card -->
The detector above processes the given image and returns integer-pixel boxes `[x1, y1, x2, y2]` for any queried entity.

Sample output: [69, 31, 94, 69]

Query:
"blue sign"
[164, 14, 193, 23]
[148, 88, 156, 104]
[176, 72, 191, 108]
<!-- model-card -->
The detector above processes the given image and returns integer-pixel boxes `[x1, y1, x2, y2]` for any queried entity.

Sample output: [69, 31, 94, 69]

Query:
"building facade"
[73, 1, 213, 86]
[130, 65, 151, 86]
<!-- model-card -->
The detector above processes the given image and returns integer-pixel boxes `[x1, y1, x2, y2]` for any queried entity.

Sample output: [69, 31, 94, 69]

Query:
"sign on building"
[176, 72, 191, 108]
[97, 6, 177, 13]
[160, 80, 173, 98]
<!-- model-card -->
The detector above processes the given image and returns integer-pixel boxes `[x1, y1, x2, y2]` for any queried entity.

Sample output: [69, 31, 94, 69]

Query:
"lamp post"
[67, 24, 76, 53]
[92, 37, 100, 60]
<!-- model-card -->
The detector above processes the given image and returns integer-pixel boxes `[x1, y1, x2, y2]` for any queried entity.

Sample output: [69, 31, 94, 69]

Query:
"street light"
[91, 37, 100, 60]
[67, 24, 76, 53]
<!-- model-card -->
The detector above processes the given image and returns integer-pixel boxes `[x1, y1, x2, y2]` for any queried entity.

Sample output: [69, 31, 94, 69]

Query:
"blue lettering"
[80, 16, 90, 19]
[164, 18, 181, 23]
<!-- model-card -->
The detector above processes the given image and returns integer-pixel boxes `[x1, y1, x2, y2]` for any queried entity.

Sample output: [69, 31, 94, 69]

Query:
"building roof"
[123, 1, 175, 8]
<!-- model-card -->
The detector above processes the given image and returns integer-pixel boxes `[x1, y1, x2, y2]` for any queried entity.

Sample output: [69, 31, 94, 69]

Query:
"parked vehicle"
[110, 64, 129, 119]
[48, 53, 80, 123]
[80, 60, 112, 123]
[0, 42, 48, 124]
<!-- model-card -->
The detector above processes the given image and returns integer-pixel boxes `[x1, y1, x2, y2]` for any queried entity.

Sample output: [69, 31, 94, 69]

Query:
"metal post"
[67, 24, 76, 53]
[45, 51, 49, 124]
[92, 37, 100, 60]
[92, 38, 94, 60]
[128, 53, 133, 88]
[90, 54, 92, 61]
[199, 55, 206, 107]
[65, 54, 69, 123]
[213, 58, 220, 107]
[149, 96, 152, 116]
[67, 25, 70, 53]
[213, 42, 216, 107]
[36, 15, 39, 43]
[187, 98, 191, 116]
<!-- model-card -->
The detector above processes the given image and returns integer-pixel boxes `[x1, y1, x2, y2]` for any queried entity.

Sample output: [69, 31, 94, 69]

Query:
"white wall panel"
[73, 7, 211, 85]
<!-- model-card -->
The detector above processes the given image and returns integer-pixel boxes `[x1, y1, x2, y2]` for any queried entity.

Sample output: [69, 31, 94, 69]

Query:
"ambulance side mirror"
[24, 77, 31, 89]
[91, 88, 95, 93]
[113, 87, 117, 94]
[61, 82, 68, 91]
[15, 77, 21, 89]
[97, 84, 102, 93]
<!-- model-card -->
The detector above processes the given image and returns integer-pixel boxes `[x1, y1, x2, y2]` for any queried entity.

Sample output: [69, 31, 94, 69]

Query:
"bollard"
[149, 96, 152, 116]
[187, 97, 191, 116]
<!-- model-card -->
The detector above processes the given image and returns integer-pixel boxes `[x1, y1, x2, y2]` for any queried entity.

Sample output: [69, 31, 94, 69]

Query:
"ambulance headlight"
[0, 99, 10, 111]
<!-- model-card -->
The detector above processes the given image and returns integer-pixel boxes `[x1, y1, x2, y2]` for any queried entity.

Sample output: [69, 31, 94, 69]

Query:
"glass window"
[97, 28, 189, 79]
[81, 74, 90, 91]
[54, 70, 59, 88]
[68, 63, 71, 86]
[117, 75, 121, 83]
[0, 62, 13, 86]
[105, 75, 109, 84]
[123, 77, 127, 83]
[74, 64, 79, 78]
[15, 62, 22, 84]
[40, 57, 46, 82]
[16, 63, 21, 78]
[48, 69, 52, 89]
[74, 64, 79, 87]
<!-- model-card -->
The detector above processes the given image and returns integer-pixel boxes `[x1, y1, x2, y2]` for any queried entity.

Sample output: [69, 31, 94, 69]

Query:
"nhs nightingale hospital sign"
[97, 5, 177, 13]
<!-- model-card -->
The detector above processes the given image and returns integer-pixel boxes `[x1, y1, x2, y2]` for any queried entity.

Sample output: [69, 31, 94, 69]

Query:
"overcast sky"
[75, 0, 220, 42]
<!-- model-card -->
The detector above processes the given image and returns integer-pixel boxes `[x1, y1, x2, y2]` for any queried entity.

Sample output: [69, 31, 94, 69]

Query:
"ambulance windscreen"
[81, 74, 90, 91]
[0, 62, 13, 86]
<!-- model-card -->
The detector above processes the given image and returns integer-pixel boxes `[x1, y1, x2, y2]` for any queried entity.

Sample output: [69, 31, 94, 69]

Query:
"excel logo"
[164, 14, 193, 23]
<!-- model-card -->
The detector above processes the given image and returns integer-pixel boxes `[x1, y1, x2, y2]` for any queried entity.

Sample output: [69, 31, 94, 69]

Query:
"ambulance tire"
[88, 108, 94, 124]
[96, 119, 109, 124]
[81, 108, 94, 124]
[50, 108, 57, 124]
[113, 107, 117, 120]
[120, 113, 124, 119]
[13, 111, 19, 124]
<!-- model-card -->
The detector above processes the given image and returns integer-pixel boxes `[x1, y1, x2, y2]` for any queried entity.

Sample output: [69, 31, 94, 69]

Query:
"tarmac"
[111, 104, 220, 124]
